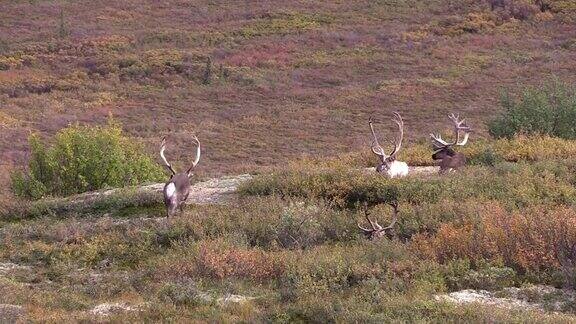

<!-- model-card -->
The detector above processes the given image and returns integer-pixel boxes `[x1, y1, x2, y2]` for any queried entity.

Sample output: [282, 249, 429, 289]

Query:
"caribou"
[369, 112, 409, 178]
[357, 201, 400, 240]
[160, 135, 201, 217]
[430, 113, 471, 174]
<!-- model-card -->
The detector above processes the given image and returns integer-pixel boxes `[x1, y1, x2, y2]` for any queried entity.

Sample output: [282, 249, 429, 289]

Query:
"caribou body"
[369, 112, 409, 178]
[160, 136, 201, 217]
[430, 113, 471, 174]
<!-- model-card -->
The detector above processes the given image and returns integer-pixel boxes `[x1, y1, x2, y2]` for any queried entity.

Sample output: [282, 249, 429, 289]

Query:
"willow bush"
[11, 121, 164, 199]
[488, 80, 576, 139]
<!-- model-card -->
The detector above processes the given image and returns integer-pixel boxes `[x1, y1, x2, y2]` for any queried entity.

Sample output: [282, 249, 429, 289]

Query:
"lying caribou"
[430, 113, 471, 174]
[358, 201, 400, 240]
[160, 135, 201, 217]
[369, 112, 409, 178]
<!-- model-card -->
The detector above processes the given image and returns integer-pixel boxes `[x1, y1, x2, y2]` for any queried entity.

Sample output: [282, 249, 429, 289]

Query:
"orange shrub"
[426, 223, 479, 264]
[412, 204, 576, 280]
[196, 242, 284, 281]
[154, 241, 284, 283]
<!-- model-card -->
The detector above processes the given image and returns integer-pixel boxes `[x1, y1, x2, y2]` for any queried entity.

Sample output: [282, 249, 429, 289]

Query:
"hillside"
[2, 0, 576, 322]
[1, 0, 576, 186]
[1, 137, 576, 321]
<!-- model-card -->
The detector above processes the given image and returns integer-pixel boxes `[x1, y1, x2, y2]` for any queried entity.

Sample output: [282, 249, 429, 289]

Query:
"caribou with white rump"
[369, 112, 409, 178]
[358, 201, 400, 240]
[160, 135, 201, 217]
[430, 113, 471, 174]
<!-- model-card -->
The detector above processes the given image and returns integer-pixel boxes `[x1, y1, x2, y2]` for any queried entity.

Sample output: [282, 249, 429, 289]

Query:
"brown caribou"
[430, 113, 471, 174]
[160, 135, 201, 217]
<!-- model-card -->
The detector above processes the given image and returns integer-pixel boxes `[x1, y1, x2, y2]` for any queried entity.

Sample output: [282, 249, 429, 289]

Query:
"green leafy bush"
[240, 160, 576, 211]
[288, 136, 576, 172]
[11, 121, 164, 199]
[488, 81, 576, 139]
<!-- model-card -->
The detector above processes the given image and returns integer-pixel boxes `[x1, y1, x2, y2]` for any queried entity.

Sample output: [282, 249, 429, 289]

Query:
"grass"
[274, 134, 576, 170]
[1, 136, 576, 321]
[2, 0, 576, 321]
[1, 193, 576, 321]
[1, 0, 575, 194]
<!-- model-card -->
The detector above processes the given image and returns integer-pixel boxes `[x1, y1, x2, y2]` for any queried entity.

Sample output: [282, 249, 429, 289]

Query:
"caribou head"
[430, 113, 471, 173]
[160, 135, 201, 217]
[369, 112, 409, 178]
[358, 201, 399, 240]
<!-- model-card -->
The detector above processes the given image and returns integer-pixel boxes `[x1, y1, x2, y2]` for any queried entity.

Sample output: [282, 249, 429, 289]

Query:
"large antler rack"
[160, 135, 202, 177]
[369, 112, 404, 162]
[357, 201, 399, 240]
[160, 137, 176, 176]
[430, 113, 470, 150]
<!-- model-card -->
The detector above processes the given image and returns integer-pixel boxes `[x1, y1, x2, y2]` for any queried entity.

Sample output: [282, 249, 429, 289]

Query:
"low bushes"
[411, 204, 576, 287]
[288, 135, 576, 172]
[545, 0, 576, 13]
[155, 239, 284, 283]
[240, 160, 576, 210]
[278, 241, 424, 300]
[152, 197, 358, 251]
[4, 190, 576, 321]
[237, 163, 576, 287]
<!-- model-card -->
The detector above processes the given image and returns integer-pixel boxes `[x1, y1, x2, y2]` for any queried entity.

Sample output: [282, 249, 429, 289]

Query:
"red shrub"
[412, 204, 576, 278]
[196, 242, 284, 281]
[224, 43, 296, 68]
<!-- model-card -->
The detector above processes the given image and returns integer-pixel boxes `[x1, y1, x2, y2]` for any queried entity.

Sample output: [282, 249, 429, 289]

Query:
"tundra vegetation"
[2, 89, 576, 322]
[1, 0, 576, 322]
[11, 120, 164, 200]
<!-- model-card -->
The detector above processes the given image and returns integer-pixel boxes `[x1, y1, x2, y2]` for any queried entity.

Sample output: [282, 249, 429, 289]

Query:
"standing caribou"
[430, 113, 471, 174]
[160, 136, 201, 217]
[369, 112, 409, 178]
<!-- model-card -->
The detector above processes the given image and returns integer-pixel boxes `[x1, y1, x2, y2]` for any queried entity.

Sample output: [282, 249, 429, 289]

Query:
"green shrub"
[158, 278, 203, 306]
[239, 160, 576, 242]
[466, 147, 503, 166]
[11, 121, 164, 199]
[240, 160, 576, 210]
[287, 136, 576, 172]
[488, 81, 576, 139]
[447, 265, 517, 291]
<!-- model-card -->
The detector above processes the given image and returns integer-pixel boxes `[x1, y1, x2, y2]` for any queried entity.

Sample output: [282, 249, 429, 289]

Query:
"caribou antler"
[186, 135, 201, 176]
[369, 112, 404, 162]
[430, 133, 451, 150]
[388, 112, 404, 161]
[357, 201, 399, 240]
[160, 137, 176, 176]
[369, 117, 386, 160]
[448, 113, 470, 146]
[430, 113, 471, 149]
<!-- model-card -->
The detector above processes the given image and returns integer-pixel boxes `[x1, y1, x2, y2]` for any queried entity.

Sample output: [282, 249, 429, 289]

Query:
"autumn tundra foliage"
[2, 82, 576, 321]
[1, 0, 576, 321]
